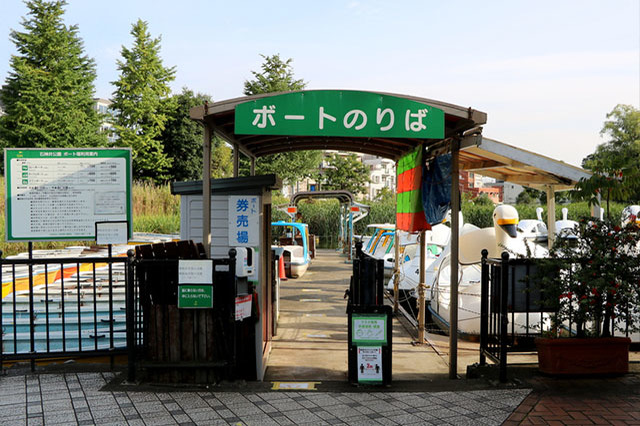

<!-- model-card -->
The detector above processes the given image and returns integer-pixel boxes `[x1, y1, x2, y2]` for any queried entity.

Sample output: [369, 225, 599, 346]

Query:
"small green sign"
[352, 314, 387, 346]
[235, 90, 444, 139]
[178, 285, 213, 309]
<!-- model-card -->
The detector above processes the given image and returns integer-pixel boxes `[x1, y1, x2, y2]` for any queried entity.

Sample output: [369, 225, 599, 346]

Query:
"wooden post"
[202, 124, 212, 258]
[250, 156, 255, 176]
[393, 228, 400, 313]
[449, 138, 460, 379]
[417, 229, 427, 343]
[546, 185, 556, 249]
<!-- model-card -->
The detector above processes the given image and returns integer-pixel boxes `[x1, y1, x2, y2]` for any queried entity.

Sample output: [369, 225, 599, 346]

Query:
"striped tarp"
[396, 147, 430, 232]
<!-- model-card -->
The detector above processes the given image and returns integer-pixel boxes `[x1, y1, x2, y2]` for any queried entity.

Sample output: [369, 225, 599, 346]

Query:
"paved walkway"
[0, 371, 531, 425]
[505, 373, 640, 425]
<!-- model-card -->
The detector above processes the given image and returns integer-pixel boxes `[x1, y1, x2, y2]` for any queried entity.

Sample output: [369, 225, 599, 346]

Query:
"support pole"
[250, 156, 255, 176]
[393, 163, 400, 313]
[546, 185, 556, 250]
[202, 124, 212, 258]
[417, 229, 427, 343]
[393, 228, 400, 313]
[233, 143, 240, 177]
[449, 138, 460, 379]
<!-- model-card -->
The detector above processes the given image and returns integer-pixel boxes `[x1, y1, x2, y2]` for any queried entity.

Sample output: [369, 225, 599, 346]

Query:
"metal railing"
[479, 250, 640, 382]
[1, 250, 131, 371]
[479, 250, 556, 382]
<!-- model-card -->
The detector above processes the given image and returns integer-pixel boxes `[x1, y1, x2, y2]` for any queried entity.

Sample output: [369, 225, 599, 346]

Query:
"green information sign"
[352, 314, 388, 346]
[235, 90, 444, 139]
[4, 148, 132, 242]
[178, 285, 213, 309]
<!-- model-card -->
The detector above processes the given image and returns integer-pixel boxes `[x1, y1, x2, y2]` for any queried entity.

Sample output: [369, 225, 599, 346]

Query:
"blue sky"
[1, 0, 638, 167]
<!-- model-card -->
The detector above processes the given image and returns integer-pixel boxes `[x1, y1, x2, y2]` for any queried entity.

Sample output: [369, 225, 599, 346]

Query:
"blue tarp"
[421, 153, 452, 225]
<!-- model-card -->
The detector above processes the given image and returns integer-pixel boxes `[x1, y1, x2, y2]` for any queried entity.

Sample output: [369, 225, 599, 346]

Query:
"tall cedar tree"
[242, 54, 322, 183]
[161, 88, 232, 182]
[111, 19, 176, 181]
[0, 0, 104, 157]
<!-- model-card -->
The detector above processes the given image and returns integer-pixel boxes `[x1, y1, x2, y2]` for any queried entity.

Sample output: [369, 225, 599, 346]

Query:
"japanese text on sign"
[4, 148, 132, 242]
[235, 90, 444, 139]
[228, 195, 259, 247]
[357, 346, 383, 383]
[178, 285, 213, 309]
[352, 315, 387, 345]
[178, 260, 213, 284]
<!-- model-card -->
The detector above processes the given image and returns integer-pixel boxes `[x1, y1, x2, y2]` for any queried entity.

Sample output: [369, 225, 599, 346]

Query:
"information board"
[351, 314, 388, 346]
[178, 285, 213, 309]
[356, 347, 383, 383]
[178, 260, 213, 284]
[95, 221, 129, 245]
[4, 148, 132, 241]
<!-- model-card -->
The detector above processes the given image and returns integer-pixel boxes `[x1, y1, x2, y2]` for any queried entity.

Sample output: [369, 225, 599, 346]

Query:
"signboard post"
[4, 148, 132, 242]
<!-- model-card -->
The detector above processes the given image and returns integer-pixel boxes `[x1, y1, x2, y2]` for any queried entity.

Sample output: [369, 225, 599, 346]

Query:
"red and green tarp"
[396, 147, 430, 232]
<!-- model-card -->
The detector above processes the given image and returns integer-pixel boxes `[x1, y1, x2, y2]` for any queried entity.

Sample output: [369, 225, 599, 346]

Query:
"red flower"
[580, 295, 588, 300]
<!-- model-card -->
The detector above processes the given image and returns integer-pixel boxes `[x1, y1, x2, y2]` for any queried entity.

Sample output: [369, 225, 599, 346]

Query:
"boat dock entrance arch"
[190, 89, 485, 380]
[189, 89, 590, 381]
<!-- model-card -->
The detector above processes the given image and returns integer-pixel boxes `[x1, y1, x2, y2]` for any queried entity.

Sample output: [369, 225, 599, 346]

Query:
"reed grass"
[0, 178, 181, 257]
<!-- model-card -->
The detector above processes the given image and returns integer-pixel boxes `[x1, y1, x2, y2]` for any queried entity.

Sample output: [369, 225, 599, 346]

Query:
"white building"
[93, 98, 118, 143]
[361, 154, 396, 199]
[502, 182, 525, 204]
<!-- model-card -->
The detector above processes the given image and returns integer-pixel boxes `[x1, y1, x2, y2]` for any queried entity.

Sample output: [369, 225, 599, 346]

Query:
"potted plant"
[535, 213, 640, 375]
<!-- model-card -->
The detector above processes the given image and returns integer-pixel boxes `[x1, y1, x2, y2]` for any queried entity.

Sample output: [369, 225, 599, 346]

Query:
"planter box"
[536, 337, 631, 375]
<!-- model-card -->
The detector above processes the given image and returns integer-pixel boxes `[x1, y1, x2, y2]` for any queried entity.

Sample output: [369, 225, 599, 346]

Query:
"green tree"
[0, 0, 105, 157]
[580, 104, 640, 202]
[242, 54, 322, 183]
[111, 19, 176, 181]
[244, 54, 305, 94]
[320, 153, 370, 195]
[516, 187, 543, 204]
[160, 88, 232, 182]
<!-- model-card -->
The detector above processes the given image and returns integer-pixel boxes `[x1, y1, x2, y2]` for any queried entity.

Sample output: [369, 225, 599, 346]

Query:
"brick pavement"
[504, 375, 640, 425]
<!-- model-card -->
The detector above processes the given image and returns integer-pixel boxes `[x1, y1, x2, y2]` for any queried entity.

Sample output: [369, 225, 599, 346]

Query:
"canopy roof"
[458, 135, 591, 191]
[190, 90, 487, 161]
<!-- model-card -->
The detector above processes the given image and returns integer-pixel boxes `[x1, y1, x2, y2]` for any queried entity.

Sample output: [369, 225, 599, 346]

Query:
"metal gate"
[126, 241, 247, 383]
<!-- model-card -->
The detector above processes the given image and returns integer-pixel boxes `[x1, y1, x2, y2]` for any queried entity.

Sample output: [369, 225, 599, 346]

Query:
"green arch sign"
[235, 90, 444, 139]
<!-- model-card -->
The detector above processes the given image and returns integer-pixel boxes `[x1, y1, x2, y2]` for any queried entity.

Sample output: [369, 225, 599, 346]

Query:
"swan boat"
[428, 205, 549, 336]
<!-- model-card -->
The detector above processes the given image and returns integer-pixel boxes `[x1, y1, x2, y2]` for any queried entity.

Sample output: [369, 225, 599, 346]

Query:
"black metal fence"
[479, 250, 640, 382]
[1, 250, 130, 371]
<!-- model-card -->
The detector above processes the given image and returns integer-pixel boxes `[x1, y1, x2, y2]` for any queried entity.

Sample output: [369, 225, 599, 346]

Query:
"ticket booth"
[171, 174, 281, 380]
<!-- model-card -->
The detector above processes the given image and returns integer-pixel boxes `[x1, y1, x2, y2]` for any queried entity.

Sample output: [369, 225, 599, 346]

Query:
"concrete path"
[265, 249, 454, 381]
